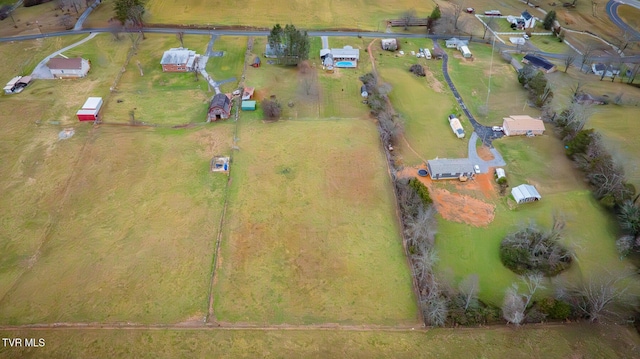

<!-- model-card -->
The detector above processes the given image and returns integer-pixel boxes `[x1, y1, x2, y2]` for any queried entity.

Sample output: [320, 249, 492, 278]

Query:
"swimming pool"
[335, 61, 356, 68]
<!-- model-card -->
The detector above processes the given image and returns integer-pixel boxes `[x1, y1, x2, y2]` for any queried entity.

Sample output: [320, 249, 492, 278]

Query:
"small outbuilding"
[381, 38, 398, 51]
[426, 158, 475, 180]
[210, 156, 230, 174]
[76, 96, 103, 121]
[251, 56, 261, 68]
[360, 85, 368, 98]
[242, 87, 255, 100]
[3, 76, 31, 94]
[502, 115, 545, 136]
[495, 168, 506, 180]
[241, 100, 256, 111]
[459, 45, 472, 58]
[511, 184, 541, 204]
[207, 93, 232, 121]
[432, 47, 445, 60]
[47, 57, 91, 78]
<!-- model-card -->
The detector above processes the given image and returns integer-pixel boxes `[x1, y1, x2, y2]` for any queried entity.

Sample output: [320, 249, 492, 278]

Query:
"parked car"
[492, 126, 503, 132]
[474, 165, 481, 174]
[465, 7, 475, 13]
[523, 34, 530, 40]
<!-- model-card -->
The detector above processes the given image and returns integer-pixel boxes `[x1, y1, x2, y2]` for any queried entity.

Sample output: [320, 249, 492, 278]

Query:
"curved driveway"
[31, 32, 98, 79]
[606, 0, 640, 41]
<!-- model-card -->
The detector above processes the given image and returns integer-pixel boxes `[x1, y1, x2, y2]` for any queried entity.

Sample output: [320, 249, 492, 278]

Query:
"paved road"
[30, 32, 98, 79]
[73, 0, 101, 31]
[606, 0, 640, 41]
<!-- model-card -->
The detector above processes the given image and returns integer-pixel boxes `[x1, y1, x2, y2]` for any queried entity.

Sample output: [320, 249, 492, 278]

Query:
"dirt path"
[367, 39, 378, 74]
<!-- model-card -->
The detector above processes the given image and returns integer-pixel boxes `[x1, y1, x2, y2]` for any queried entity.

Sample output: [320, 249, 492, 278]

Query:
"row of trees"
[517, 64, 554, 108]
[267, 24, 309, 66]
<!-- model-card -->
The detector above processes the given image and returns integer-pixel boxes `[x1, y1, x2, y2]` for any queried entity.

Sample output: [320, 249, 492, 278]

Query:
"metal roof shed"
[241, 100, 256, 111]
[511, 184, 541, 204]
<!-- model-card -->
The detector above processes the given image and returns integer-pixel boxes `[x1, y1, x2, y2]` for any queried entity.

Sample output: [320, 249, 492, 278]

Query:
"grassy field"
[0, 35, 85, 78]
[435, 133, 640, 305]
[0, 123, 234, 324]
[101, 34, 212, 125]
[2, 324, 640, 358]
[213, 119, 418, 324]
[444, 41, 539, 125]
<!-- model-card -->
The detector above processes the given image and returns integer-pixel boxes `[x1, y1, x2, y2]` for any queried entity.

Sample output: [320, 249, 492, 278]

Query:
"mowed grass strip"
[1, 324, 640, 358]
[214, 119, 417, 324]
[0, 124, 234, 324]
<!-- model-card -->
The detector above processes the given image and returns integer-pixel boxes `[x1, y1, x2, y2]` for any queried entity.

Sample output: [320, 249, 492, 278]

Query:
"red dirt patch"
[477, 146, 494, 161]
[399, 167, 495, 227]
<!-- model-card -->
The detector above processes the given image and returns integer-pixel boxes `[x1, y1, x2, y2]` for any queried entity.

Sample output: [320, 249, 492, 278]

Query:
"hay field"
[143, 0, 435, 30]
[2, 323, 640, 358]
[214, 120, 417, 324]
[0, 123, 234, 324]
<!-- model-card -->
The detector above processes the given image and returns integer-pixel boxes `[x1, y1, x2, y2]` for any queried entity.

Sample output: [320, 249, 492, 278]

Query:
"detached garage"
[76, 97, 103, 121]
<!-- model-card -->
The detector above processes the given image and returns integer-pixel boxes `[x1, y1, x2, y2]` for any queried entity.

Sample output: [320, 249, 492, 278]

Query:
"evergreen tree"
[114, 0, 146, 26]
[267, 23, 309, 65]
[543, 10, 556, 31]
[430, 5, 441, 20]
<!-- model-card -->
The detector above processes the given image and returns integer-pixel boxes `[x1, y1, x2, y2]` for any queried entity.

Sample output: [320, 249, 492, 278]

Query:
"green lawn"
[444, 41, 538, 124]
[100, 34, 212, 125]
[1, 324, 640, 358]
[205, 36, 246, 93]
[214, 119, 417, 324]
[436, 135, 639, 305]
[0, 124, 234, 324]
[527, 35, 569, 54]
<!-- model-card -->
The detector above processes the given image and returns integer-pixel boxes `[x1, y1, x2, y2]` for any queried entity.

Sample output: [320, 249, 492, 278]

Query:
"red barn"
[76, 97, 103, 121]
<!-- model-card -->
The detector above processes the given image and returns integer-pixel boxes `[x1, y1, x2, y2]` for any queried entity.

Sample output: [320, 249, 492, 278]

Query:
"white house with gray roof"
[426, 158, 475, 180]
[320, 46, 360, 68]
[160, 48, 199, 72]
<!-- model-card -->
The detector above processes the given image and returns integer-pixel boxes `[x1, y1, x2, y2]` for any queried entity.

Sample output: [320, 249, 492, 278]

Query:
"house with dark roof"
[426, 158, 475, 180]
[160, 48, 199, 72]
[207, 93, 232, 121]
[521, 10, 536, 28]
[47, 57, 90, 78]
[522, 54, 557, 73]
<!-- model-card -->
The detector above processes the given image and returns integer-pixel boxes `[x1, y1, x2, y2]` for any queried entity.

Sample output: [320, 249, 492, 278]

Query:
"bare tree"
[482, 16, 496, 39]
[176, 31, 184, 47]
[616, 30, 632, 55]
[565, 100, 595, 133]
[563, 50, 578, 73]
[502, 286, 526, 325]
[404, 205, 437, 250]
[580, 43, 596, 72]
[559, 271, 636, 322]
[109, 21, 122, 40]
[451, 1, 464, 32]
[401, 8, 417, 30]
[521, 272, 546, 309]
[627, 62, 640, 84]
[459, 274, 480, 310]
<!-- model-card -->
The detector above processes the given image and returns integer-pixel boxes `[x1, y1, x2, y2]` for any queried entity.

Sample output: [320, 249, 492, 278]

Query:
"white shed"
[511, 184, 541, 204]
[459, 45, 472, 58]
[495, 168, 506, 180]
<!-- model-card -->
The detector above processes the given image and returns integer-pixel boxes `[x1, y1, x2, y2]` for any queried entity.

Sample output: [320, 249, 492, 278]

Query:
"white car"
[492, 126, 503, 132]
[523, 34, 530, 40]
[474, 165, 481, 174]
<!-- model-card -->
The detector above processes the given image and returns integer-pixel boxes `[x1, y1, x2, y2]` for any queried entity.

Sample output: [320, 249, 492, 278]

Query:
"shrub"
[409, 64, 425, 77]
[430, 5, 441, 20]
[539, 297, 572, 320]
[543, 10, 556, 30]
[499, 224, 572, 276]
[409, 177, 432, 204]
[262, 99, 281, 120]
[565, 129, 595, 157]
